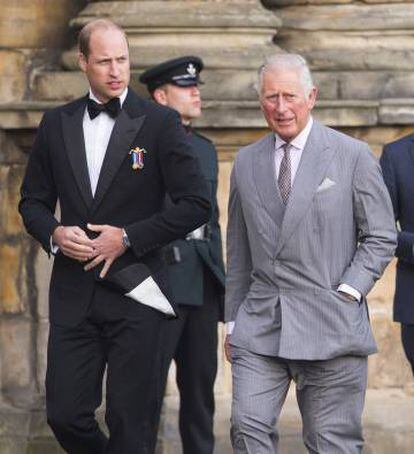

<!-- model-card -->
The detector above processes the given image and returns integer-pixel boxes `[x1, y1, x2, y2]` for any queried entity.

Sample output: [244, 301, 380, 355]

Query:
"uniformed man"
[140, 57, 225, 454]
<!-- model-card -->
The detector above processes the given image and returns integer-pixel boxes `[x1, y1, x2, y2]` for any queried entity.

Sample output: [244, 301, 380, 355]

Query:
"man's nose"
[191, 85, 200, 96]
[275, 96, 286, 113]
[110, 62, 120, 77]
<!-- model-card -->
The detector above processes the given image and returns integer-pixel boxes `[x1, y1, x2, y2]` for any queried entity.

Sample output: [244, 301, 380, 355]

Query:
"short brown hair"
[78, 19, 128, 59]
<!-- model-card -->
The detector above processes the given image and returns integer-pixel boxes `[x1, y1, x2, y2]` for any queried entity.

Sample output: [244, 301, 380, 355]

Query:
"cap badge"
[129, 146, 147, 170]
[187, 63, 197, 76]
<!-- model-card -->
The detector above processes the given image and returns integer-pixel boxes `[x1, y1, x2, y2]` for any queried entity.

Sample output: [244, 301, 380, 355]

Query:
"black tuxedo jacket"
[381, 135, 414, 323]
[19, 89, 211, 327]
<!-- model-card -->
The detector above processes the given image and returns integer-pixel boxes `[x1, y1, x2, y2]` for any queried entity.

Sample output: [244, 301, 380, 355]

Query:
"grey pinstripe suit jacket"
[225, 121, 397, 360]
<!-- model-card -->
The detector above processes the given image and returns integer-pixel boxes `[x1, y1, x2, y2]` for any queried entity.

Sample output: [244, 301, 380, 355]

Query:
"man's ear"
[78, 52, 87, 73]
[153, 88, 168, 106]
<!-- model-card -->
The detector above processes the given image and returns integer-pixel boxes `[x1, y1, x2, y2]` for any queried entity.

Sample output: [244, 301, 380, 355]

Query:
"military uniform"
[140, 56, 225, 454]
[161, 128, 225, 453]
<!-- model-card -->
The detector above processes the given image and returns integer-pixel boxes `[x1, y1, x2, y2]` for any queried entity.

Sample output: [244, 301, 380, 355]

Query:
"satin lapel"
[275, 122, 337, 256]
[91, 109, 146, 214]
[61, 103, 93, 209]
[253, 133, 285, 228]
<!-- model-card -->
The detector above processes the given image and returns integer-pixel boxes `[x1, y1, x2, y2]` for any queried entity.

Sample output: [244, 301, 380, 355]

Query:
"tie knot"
[282, 142, 291, 154]
[87, 97, 121, 120]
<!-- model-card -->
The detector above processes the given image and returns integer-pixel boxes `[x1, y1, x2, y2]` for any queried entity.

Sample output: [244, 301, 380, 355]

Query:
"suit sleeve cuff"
[337, 284, 362, 302]
[226, 321, 235, 335]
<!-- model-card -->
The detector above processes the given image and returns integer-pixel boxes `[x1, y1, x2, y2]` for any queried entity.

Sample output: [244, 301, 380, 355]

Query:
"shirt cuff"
[50, 236, 59, 255]
[337, 284, 361, 302]
[226, 321, 235, 335]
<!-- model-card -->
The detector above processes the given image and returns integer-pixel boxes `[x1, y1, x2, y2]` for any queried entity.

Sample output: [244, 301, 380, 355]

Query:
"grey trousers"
[230, 346, 368, 454]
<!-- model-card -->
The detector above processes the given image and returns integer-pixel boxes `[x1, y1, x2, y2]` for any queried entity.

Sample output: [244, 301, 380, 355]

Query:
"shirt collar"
[274, 116, 313, 151]
[88, 87, 128, 107]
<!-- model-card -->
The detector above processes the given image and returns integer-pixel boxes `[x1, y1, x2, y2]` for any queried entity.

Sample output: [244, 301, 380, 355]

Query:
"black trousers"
[46, 284, 165, 454]
[152, 269, 220, 454]
[401, 324, 414, 375]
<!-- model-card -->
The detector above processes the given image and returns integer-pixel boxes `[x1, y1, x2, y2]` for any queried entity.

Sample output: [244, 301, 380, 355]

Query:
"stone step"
[71, 1, 281, 29]
[3, 98, 414, 130]
[32, 67, 414, 106]
[277, 4, 414, 31]
[60, 46, 282, 72]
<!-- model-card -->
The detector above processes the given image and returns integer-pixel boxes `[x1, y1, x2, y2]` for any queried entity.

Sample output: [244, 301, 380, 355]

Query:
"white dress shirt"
[84, 88, 128, 195]
[50, 88, 128, 252]
[227, 116, 361, 335]
[274, 116, 313, 183]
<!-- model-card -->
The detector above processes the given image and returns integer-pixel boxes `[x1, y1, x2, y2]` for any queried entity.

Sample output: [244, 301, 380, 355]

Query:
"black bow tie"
[87, 97, 121, 120]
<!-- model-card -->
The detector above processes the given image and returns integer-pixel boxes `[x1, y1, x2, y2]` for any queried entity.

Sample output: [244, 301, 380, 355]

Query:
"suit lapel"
[275, 122, 337, 256]
[61, 100, 94, 209]
[253, 133, 285, 227]
[91, 106, 146, 214]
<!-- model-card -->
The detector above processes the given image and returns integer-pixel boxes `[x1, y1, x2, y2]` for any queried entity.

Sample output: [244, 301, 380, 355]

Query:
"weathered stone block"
[0, 439, 28, 454]
[26, 440, 64, 454]
[33, 72, 88, 102]
[276, 37, 414, 70]
[73, 1, 281, 29]
[0, 241, 31, 315]
[368, 314, 411, 388]
[340, 126, 413, 152]
[36, 320, 49, 396]
[278, 4, 414, 31]
[314, 101, 378, 127]
[0, 107, 45, 130]
[264, 0, 351, 4]
[0, 410, 30, 437]
[35, 245, 53, 320]
[0, 131, 28, 166]
[379, 100, 414, 125]
[339, 72, 390, 100]
[198, 101, 267, 129]
[62, 45, 284, 72]
[0, 1, 86, 49]
[0, 51, 26, 103]
[0, 165, 25, 236]
[0, 318, 38, 407]
[312, 72, 338, 99]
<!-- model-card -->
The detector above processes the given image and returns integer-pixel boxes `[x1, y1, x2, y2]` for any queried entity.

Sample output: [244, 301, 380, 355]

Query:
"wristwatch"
[122, 229, 131, 249]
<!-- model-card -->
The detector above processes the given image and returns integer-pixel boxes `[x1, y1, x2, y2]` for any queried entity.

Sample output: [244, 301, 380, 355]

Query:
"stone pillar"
[0, 0, 86, 103]
[0, 2, 85, 453]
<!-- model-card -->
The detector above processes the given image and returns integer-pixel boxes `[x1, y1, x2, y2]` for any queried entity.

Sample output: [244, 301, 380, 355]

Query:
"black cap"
[139, 56, 204, 93]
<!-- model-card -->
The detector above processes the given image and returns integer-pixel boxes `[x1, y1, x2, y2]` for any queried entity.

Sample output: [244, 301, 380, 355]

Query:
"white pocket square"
[316, 177, 336, 193]
[126, 276, 176, 317]
[105, 263, 176, 317]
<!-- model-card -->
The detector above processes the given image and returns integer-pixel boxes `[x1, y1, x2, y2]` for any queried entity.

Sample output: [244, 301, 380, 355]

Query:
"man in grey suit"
[224, 53, 397, 453]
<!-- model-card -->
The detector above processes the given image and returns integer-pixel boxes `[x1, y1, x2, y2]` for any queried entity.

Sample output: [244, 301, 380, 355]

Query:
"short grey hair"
[255, 53, 314, 96]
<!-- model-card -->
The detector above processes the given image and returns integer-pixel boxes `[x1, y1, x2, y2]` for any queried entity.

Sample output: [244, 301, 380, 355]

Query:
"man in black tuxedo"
[19, 19, 210, 454]
[140, 57, 225, 454]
